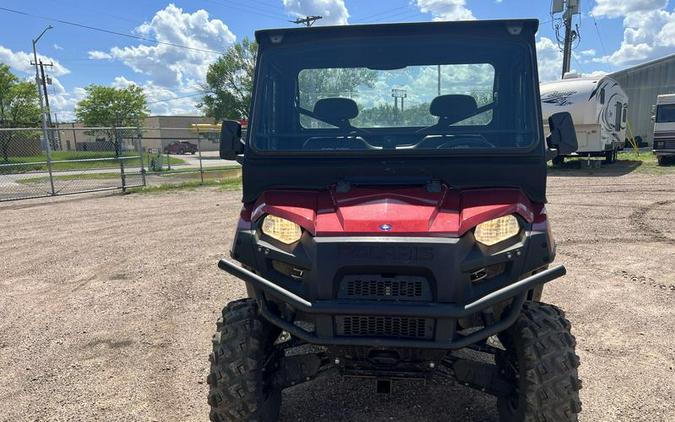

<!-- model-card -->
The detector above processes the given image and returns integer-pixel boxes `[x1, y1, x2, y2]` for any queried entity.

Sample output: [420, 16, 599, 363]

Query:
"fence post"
[116, 127, 126, 192]
[45, 128, 56, 196]
[197, 134, 204, 184]
[137, 128, 146, 187]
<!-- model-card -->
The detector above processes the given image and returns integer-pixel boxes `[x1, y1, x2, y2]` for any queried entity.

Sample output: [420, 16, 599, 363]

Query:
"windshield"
[656, 104, 675, 123]
[251, 35, 539, 154]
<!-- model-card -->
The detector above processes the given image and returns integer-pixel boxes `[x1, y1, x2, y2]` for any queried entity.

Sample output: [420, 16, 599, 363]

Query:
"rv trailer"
[541, 73, 628, 164]
[653, 93, 675, 166]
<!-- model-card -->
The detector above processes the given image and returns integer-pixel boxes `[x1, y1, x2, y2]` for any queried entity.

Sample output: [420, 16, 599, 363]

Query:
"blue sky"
[0, 0, 673, 120]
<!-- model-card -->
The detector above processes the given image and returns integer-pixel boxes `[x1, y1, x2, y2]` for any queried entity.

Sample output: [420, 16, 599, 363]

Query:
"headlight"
[474, 214, 520, 246]
[261, 215, 302, 244]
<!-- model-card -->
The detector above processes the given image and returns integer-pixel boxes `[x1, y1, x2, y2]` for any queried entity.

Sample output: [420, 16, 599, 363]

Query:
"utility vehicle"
[208, 20, 581, 422]
[541, 73, 628, 165]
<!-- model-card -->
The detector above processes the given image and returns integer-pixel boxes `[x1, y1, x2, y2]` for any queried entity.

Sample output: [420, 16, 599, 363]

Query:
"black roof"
[255, 19, 539, 46]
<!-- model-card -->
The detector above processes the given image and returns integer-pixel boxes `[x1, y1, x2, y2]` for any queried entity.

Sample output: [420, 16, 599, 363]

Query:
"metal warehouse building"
[610, 53, 675, 146]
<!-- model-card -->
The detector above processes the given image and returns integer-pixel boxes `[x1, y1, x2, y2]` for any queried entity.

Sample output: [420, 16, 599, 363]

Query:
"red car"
[163, 141, 197, 154]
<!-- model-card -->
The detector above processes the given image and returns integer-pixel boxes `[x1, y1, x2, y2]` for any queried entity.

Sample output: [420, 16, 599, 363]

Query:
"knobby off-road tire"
[207, 299, 281, 422]
[496, 301, 582, 422]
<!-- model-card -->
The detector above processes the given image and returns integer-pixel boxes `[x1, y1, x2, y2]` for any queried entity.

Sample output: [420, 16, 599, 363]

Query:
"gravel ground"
[1, 169, 674, 422]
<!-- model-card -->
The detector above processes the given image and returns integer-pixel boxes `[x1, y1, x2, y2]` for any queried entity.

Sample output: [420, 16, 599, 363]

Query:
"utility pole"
[290, 15, 323, 27]
[552, 0, 580, 78]
[31, 25, 55, 195]
[36, 60, 56, 149]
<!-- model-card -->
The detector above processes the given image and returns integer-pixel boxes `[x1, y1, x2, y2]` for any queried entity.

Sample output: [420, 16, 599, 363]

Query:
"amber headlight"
[261, 215, 302, 244]
[474, 214, 520, 246]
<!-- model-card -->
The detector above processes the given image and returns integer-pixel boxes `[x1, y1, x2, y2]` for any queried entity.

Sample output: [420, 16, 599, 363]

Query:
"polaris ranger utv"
[209, 20, 581, 422]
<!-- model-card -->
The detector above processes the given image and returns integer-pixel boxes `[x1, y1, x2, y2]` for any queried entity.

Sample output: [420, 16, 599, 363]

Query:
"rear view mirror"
[220, 120, 243, 160]
[547, 112, 578, 156]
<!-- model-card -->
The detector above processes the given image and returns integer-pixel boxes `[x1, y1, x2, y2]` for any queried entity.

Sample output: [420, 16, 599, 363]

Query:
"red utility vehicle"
[209, 20, 581, 422]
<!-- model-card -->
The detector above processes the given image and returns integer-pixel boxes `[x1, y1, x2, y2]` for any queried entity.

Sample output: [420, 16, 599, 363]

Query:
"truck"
[209, 19, 582, 422]
[653, 93, 675, 166]
[540, 73, 628, 164]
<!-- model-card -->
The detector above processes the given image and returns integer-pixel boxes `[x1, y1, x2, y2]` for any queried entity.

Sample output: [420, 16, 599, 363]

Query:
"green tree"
[201, 37, 257, 121]
[0, 64, 41, 162]
[75, 84, 148, 152]
[201, 38, 377, 123]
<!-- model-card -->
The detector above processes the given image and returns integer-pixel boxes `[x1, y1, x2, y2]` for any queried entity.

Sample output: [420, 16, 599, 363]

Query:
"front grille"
[335, 316, 434, 340]
[338, 275, 432, 301]
[654, 137, 675, 149]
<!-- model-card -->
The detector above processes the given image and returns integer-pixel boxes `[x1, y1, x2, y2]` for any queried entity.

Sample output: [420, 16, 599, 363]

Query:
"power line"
[370, 10, 422, 23]
[202, 0, 289, 22]
[353, 5, 410, 23]
[591, 16, 607, 56]
[0, 6, 227, 55]
[146, 91, 210, 105]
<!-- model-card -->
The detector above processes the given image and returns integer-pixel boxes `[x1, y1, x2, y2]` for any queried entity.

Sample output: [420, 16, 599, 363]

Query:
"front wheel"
[207, 299, 282, 422]
[496, 301, 582, 422]
[657, 155, 672, 166]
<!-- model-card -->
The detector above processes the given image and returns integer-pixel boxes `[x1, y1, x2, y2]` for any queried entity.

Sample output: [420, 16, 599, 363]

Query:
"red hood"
[249, 185, 537, 237]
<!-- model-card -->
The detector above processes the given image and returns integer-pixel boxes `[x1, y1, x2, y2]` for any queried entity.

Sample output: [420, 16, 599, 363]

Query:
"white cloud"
[415, 0, 475, 21]
[0, 45, 70, 76]
[583, 70, 609, 78]
[0, 45, 78, 120]
[591, 1, 675, 66]
[590, 0, 667, 19]
[88, 50, 112, 60]
[579, 49, 596, 57]
[282, 0, 349, 25]
[111, 76, 202, 116]
[89, 4, 235, 88]
[594, 9, 675, 65]
[46, 77, 86, 122]
[53, 44, 63, 51]
[536, 37, 564, 82]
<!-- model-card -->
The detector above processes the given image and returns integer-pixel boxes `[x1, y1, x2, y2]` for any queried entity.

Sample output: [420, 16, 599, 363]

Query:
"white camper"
[653, 93, 675, 166]
[540, 73, 628, 164]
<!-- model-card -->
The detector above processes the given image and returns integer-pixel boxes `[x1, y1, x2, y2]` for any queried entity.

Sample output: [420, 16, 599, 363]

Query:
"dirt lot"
[1, 167, 674, 422]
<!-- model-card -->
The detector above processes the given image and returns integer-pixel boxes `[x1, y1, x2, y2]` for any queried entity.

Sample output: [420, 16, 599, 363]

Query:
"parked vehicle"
[209, 20, 581, 422]
[163, 141, 197, 155]
[541, 73, 628, 164]
[653, 93, 675, 166]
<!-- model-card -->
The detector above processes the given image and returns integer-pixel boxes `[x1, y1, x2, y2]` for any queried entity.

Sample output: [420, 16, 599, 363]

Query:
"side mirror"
[219, 120, 243, 160]
[547, 112, 578, 156]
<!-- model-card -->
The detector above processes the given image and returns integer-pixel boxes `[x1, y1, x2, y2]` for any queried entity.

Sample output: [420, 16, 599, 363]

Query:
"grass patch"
[127, 177, 242, 194]
[153, 167, 240, 180]
[548, 150, 674, 176]
[128, 168, 242, 194]
[16, 172, 121, 184]
[1, 151, 184, 173]
[15, 167, 241, 186]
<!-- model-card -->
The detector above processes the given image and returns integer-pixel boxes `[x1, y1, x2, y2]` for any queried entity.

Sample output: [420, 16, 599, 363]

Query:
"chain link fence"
[0, 126, 238, 202]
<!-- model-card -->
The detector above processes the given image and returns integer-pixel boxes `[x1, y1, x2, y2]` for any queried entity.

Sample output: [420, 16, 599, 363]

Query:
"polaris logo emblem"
[379, 224, 393, 231]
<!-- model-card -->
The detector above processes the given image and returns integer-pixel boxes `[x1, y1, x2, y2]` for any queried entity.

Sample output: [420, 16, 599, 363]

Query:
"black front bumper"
[218, 259, 565, 349]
